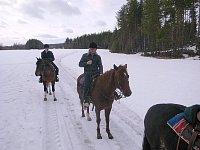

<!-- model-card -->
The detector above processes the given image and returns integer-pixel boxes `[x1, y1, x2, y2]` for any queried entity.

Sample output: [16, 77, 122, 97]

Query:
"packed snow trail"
[38, 50, 143, 150]
[2, 49, 199, 150]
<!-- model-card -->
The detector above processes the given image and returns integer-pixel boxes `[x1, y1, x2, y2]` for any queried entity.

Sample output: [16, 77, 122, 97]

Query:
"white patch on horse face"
[124, 72, 129, 78]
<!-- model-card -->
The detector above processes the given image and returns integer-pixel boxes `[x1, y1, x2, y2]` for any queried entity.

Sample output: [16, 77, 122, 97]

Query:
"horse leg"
[142, 132, 151, 150]
[52, 83, 57, 101]
[95, 108, 102, 139]
[81, 95, 91, 121]
[43, 83, 47, 101]
[81, 104, 85, 117]
[48, 83, 52, 95]
[105, 108, 113, 139]
[83, 105, 91, 121]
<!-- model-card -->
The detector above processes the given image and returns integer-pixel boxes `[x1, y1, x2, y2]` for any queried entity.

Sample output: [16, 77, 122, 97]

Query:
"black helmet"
[89, 42, 97, 48]
[44, 44, 49, 48]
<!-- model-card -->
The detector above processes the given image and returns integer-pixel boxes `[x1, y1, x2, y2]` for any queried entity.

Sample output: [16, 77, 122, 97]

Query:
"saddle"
[167, 109, 200, 150]
[78, 74, 99, 100]
[79, 74, 122, 102]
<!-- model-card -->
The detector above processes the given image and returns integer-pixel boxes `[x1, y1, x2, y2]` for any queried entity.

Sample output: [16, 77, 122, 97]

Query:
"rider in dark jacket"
[79, 42, 103, 106]
[39, 44, 59, 83]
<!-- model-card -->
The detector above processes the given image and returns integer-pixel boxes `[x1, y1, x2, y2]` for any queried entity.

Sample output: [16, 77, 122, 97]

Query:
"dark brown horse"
[35, 58, 57, 101]
[77, 64, 132, 139]
[143, 103, 200, 150]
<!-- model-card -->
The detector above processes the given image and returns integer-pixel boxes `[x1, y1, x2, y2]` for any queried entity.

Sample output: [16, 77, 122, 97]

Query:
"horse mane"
[40, 59, 55, 74]
[99, 65, 125, 78]
[43, 60, 52, 68]
[99, 68, 114, 79]
[97, 68, 115, 89]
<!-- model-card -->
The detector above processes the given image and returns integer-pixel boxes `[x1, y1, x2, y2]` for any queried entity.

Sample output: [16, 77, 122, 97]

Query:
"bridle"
[114, 89, 127, 100]
[114, 69, 130, 100]
[36, 59, 46, 73]
[95, 69, 128, 102]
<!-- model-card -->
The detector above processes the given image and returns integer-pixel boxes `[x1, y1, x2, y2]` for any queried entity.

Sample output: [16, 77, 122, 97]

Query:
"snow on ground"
[0, 49, 199, 150]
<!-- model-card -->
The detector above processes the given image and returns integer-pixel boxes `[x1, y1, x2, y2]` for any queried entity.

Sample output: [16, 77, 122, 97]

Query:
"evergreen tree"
[25, 39, 43, 49]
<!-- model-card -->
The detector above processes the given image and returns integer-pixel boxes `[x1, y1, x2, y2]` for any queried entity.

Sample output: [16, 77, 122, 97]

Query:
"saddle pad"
[167, 113, 200, 150]
[167, 113, 189, 134]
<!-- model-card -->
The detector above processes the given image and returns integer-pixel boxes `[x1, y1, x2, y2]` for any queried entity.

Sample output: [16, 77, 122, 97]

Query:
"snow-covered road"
[0, 49, 144, 150]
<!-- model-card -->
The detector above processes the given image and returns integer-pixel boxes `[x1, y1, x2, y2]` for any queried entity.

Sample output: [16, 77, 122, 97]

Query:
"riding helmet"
[89, 42, 97, 49]
[44, 44, 49, 49]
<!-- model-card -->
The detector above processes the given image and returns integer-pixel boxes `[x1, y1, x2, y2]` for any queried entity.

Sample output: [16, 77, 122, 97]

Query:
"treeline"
[0, 39, 64, 50]
[0, 43, 25, 50]
[64, 0, 200, 57]
[64, 31, 113, 49]
[0, 39, 43, 50]
[1, 0, 200, 58]
[114, 0, 200, 55]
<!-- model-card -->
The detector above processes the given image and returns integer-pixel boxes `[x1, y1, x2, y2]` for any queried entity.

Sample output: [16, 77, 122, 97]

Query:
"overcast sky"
[0, 0, 127, 46]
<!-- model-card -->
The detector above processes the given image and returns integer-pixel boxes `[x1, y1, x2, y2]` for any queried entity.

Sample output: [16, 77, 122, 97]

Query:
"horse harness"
[89, 73, 127, 111]
[91, 72, 127, 102]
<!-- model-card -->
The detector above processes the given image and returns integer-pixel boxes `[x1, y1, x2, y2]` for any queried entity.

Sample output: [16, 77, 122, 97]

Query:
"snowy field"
[0, 49, 200, 150]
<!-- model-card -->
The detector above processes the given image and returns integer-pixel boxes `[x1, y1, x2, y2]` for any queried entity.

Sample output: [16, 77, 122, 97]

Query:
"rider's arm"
[98, 56, 103, 74]
[49, 51, 55, 61]
[79, 54, 88, 67]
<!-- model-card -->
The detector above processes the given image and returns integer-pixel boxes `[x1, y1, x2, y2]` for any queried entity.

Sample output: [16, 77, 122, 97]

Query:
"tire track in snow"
[40, 50, 95, 150]
[42, 101, 63, 150]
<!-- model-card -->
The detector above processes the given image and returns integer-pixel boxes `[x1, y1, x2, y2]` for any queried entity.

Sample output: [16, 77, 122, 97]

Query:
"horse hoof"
[44, 98, 47, 101]
[108, 134, 114, 139]
[97, 134, 102, 139]
[54, 98, 57, 101]
[87, 117, 92, 121]
[49, 93, 52, 95]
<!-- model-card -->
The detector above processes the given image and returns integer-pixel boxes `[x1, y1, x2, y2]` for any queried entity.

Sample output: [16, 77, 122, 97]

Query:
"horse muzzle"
[124, 90, 132, 97]
[35, 71, 40, 76]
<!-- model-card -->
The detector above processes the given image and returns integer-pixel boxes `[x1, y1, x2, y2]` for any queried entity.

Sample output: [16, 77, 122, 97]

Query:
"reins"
[176, 122, 200, 150]
[188, 122, 200, 150]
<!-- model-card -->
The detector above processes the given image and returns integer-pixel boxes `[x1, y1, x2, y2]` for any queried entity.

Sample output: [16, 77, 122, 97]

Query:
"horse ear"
[36, 57, 39, 60]
[114, 64, 118, 70]
[125, 64, 127, 68]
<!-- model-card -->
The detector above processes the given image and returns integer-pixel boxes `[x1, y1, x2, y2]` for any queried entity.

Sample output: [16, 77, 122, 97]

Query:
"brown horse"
[35, 58, 57, 101]
[77, 64, 132, 139]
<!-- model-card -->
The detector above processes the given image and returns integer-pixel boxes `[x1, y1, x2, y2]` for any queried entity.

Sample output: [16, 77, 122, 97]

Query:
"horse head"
[35, 57, 44, 76]
[113, 64, 132, 97]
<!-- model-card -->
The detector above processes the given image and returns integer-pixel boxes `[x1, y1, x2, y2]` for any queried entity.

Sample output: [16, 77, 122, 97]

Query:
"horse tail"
[77, 74, 85, 105]
[142, 132, 151, 150]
